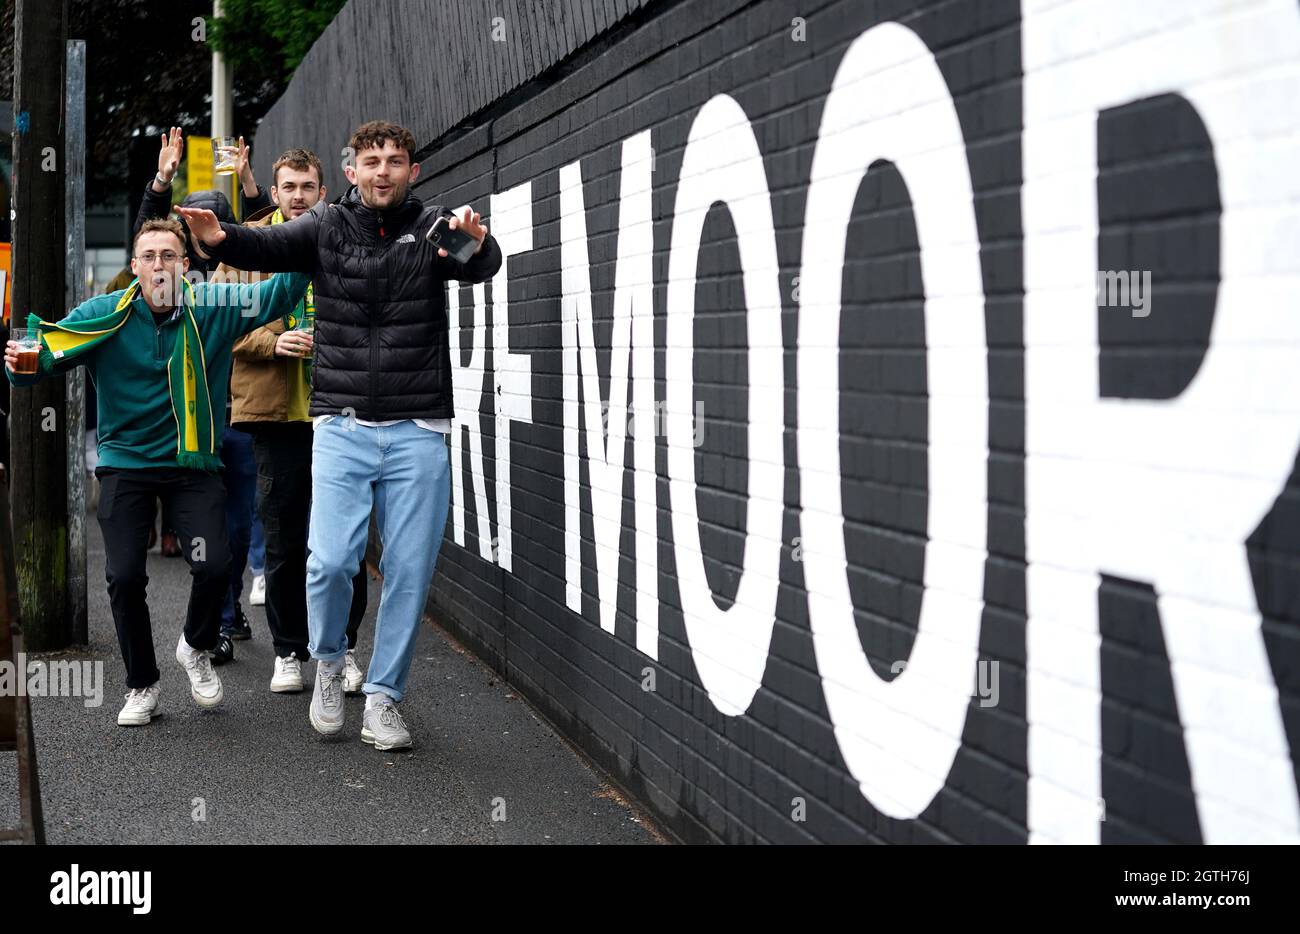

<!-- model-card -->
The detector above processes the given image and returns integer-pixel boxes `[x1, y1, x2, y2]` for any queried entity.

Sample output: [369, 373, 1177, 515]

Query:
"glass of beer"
[212, 136, 239, 175]
[10, 328, 41, 374]
[294, 314, 314, 358]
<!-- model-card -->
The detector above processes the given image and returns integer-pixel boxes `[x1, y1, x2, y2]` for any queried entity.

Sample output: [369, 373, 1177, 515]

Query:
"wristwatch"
[154, 172, 171, 188]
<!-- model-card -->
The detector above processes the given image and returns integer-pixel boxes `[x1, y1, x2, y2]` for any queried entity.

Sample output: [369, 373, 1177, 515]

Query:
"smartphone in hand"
[425, 213, 478, 263]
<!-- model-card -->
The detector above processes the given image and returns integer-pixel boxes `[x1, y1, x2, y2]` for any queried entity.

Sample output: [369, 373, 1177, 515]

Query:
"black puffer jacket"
[205, 185, 502, 420]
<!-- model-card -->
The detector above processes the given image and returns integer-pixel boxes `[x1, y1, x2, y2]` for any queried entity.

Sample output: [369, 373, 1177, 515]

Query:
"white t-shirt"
[313, 415, 451, 434]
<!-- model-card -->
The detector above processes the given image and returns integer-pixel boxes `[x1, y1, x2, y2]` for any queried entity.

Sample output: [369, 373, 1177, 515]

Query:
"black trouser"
[247, 421, 367, 660]
[96, 466, 231, 689]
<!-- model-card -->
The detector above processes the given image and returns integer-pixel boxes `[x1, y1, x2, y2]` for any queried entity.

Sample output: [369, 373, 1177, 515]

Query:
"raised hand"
[156, 126, 184, 188]
[235, 135, 257, 193]
[175, 205, 226, 248]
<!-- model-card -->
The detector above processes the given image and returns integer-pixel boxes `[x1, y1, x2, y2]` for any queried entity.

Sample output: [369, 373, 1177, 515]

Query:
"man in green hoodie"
[5, 217, 310, 728]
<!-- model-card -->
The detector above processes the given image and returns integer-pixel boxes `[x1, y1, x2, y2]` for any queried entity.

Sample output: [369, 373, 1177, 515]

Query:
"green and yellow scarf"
[270, 208, 315, 377]
[28, 277, 220, 471]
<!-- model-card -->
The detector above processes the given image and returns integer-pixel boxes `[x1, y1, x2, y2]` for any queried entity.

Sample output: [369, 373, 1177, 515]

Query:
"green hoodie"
[7, 272, 310, 470]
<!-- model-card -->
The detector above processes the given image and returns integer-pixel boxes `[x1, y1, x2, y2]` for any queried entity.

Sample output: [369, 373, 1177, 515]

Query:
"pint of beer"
[213, 136, 239, 176]
[294, 313, 315, 358]
[10, 328, 40, 375]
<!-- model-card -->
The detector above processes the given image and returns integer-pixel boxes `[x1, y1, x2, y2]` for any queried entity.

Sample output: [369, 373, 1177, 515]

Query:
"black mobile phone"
[425, 213, 478, 263]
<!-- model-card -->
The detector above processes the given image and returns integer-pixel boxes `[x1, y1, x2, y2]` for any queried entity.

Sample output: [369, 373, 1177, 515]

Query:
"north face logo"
[396, 234, 416, 244]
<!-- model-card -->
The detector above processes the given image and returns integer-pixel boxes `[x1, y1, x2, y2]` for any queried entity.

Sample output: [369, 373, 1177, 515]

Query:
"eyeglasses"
[135, 251, 183, 264]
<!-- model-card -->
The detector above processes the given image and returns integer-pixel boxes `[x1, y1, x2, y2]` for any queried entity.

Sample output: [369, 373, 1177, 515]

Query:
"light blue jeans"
[307, 417, 450, 701]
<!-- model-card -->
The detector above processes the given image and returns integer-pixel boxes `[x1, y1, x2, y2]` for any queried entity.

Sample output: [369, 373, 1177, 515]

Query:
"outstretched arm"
[178, 204, 319, 274]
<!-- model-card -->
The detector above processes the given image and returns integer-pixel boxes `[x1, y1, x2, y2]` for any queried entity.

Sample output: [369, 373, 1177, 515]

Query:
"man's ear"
[270, 185, 278, 202]
[320, 186, 327, 201]
[182, 256, 191, 275]
[344, 164, 357, 185]
[409, 162, 420, 185]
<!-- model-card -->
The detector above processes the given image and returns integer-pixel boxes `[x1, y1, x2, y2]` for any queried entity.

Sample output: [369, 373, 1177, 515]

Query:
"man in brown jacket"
[222, 149, 369, 694]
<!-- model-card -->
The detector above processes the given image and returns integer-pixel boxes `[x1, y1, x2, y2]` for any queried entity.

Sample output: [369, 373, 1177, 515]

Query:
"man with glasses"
[4, 218, 310, 728]
[136, 129, 273, 661]
[136, 129, 270, 579]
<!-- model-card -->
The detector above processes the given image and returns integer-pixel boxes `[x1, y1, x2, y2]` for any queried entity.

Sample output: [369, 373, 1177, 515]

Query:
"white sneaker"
[271, 655, 304, 693]
[343, 650, 364, 695]
[361, 699, 412, 751]
[176, 637, 224, 708]
[309, 661, 346, 736]
[117, 683, 161, 726]
[249, 574, 266, 606]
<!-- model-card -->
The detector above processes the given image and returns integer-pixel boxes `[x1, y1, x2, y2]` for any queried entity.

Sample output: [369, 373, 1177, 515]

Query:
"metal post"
[212, 0, 233, 140]
[212, 0, 237, 217]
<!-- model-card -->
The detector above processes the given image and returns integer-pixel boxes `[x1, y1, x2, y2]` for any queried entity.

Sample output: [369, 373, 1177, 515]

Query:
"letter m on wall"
[561, 130, 659, 659]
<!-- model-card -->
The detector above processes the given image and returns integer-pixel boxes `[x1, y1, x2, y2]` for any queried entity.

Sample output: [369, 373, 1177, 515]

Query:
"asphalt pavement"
[1, 511, 662, 844]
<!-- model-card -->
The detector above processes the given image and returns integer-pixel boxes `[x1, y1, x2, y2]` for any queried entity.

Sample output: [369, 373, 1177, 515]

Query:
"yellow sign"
[188, 135, 214, 194]
[0, 243, 11, 326]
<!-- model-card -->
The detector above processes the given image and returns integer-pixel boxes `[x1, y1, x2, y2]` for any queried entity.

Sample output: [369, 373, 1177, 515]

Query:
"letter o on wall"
[666, 94, 785, 717]
[798, 23, 989, 819]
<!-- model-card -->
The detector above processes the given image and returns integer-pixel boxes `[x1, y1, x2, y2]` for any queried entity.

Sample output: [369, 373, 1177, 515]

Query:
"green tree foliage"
[208, 0, 347, 83]
[1, 0, 345, 207]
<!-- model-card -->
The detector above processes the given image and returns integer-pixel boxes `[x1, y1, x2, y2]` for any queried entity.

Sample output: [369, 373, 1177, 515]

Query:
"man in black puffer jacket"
[180, 120, 501, 752]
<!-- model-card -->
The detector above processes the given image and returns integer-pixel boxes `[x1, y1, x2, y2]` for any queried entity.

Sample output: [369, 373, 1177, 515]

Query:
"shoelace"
[320, 671, 342, 705]
[377, 704, 405, 729]
[185, 652, 215, 684]
[123, 687, 151, 704]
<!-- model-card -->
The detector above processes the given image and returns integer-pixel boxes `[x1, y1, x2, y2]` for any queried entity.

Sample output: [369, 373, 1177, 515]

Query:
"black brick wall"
[265, 0, 1300, 844]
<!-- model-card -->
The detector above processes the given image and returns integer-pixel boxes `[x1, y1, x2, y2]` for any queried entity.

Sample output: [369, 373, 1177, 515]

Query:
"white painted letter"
[1023, 0, 1300, 843]
[490, 184, 535, 573]
[798, 22, 988, 819]
[666, 94, 784, 715]
[561, 130, 660, 657]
